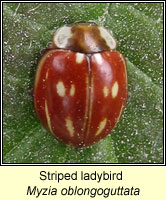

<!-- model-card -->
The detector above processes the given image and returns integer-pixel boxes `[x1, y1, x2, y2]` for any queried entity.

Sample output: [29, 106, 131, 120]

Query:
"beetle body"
[34, 23, 128, 147]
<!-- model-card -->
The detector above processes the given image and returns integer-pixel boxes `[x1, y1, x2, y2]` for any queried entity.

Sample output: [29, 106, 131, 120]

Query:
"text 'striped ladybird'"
[34, 22, 128, 147]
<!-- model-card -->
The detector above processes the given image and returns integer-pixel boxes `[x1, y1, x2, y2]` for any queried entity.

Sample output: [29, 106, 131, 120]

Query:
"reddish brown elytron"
[34, 23, 128, 147]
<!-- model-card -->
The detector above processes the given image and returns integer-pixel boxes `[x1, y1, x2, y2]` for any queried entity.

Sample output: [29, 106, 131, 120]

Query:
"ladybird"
[34, 22, 128, 147]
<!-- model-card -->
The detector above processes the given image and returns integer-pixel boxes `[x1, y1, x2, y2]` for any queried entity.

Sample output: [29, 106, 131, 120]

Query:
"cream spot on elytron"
[94, 53, 103, 65]
[65, 117, 74, 137]
[46, 69, 49, 80]
[96, 118, 107, 136]
[70, 84, 75, 96]
[45, 100, 53, 134]
[119, 53, 126, 68]
[103, 86, 109, 98]
[119, 53, 128, 86]
[76, 53, 84, 64]
[112, 81, 119, 98]
[56, 81, 66, 97]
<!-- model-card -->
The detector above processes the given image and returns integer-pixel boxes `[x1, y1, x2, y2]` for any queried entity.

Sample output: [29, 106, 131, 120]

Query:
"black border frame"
[1, 0, 165, 166]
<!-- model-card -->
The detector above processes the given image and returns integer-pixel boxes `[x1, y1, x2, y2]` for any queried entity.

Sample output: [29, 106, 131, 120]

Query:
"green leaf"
[3, 3, 163, 163]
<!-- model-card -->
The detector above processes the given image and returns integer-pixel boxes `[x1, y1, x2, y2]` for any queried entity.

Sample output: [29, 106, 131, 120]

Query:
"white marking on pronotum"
[53, 26, 72, 48]
[76, 53, 84, 64]
[103, 86, 109, 98]
[70, 84, 75, 96]
[94, 53, 103, 65]
[56, 81, 66, 97]
[65, 117, 74, 137]
[45, 100, 53, 134]
[112, 81, 119, 98]
[96, 118, 107, 136]
[99, 26, 117, 50]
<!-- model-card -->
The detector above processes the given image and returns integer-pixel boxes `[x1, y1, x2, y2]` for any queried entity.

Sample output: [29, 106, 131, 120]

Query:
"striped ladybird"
[34, 22, 128, 147]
